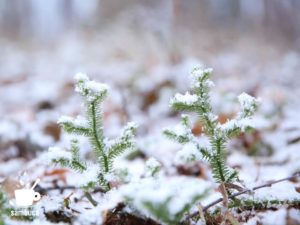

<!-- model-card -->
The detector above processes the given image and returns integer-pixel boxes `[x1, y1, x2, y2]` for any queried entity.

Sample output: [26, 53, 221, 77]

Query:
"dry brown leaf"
[44, 168, 69, 183]
[44, 122, 61, 141]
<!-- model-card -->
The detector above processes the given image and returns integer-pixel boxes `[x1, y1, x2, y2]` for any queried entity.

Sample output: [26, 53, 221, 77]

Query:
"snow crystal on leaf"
[122, 122, 138, 136]
[206, 112, 218, 123]
[192, 68, 213, 80]
[47, 147, 72, 162]
[58, 115, 89, 129]
[204, 79, 215, 88]
[74, 73, 109, 102]
[190, 67, 213, 87]
[220, 117, 253, 133]
[238, 92, 261, 116]
[170, 92, 198, 105]
[126, 121, 138, 129]
[238, 92, 257, 108]
[145, 157, 161, 177]
[74, 72, 89, 82]
[219, 119, 236, 131]
[238, 118, 254, 131]
[85, 81, 109, 96]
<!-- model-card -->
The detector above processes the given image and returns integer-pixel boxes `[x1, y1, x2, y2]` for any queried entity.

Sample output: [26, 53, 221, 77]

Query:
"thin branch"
[187, 172, 300, 220]
[84, 191, 98, 207]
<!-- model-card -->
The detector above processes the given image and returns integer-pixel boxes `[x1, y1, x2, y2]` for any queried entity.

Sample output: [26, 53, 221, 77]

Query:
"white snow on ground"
[120, 176, 211, 221]
[46, 147, 72, 163]
[0, 35, 299, 224]
[260, 208, 287, 225]
[175, 143, 202, 164]
[68, 164, 99, 187]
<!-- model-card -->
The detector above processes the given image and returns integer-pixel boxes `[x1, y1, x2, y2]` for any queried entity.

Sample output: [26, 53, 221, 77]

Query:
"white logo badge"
[14, 178, 41, 207]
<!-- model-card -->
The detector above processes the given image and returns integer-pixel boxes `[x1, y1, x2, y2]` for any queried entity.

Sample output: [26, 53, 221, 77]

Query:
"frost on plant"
[164, 67, 260, 185]
[50, 73, 137, 190]
[145, 157, 161, 178]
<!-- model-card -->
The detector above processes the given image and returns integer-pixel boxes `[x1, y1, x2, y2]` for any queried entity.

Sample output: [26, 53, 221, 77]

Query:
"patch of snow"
[46, 147, 72, 162]
[35, 195, 63, 213]
[75, 189, 122, 225]
[30, 131, 54, 147]
[243, 216, 259, 225]
[173, 123, 188, 136]
[289, 208, 300, 223]
[68, 164, 99, 187]
[0, 120, 25, 142]
[251, 181, 299, 201]
[175, 143, 201, 164]
[259, 208, 287, 225]
[120, 176, 210, 221]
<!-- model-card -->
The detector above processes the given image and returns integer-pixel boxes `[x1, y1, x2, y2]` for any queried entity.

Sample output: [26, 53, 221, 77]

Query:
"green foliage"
[0, 190, 6, 225]
[53, 73, 137, 190]
[52, 139, 87, 173]
[164, 67, 260, 185]
[0, 190, 12, 225]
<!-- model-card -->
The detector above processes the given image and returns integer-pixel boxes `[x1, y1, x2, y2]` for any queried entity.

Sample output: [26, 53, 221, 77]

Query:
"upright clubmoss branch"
[164, 67, 260, 186]
[51, 73, 137, 191]
[89, 101, 108, 172]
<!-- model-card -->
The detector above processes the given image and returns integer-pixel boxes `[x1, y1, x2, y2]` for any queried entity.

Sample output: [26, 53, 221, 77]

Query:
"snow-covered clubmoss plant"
[52, 73, 137, 190]
[164, 67, 260, 185]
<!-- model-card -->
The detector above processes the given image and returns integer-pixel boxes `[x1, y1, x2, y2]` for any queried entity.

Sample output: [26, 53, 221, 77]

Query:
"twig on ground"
[186, 172, 300, 220]
[36, 184, 107, 207]
[84, 192, 98, 207]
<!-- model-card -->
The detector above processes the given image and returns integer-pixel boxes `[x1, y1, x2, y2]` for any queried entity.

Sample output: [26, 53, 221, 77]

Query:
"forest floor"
[0, 27, 299, 225]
